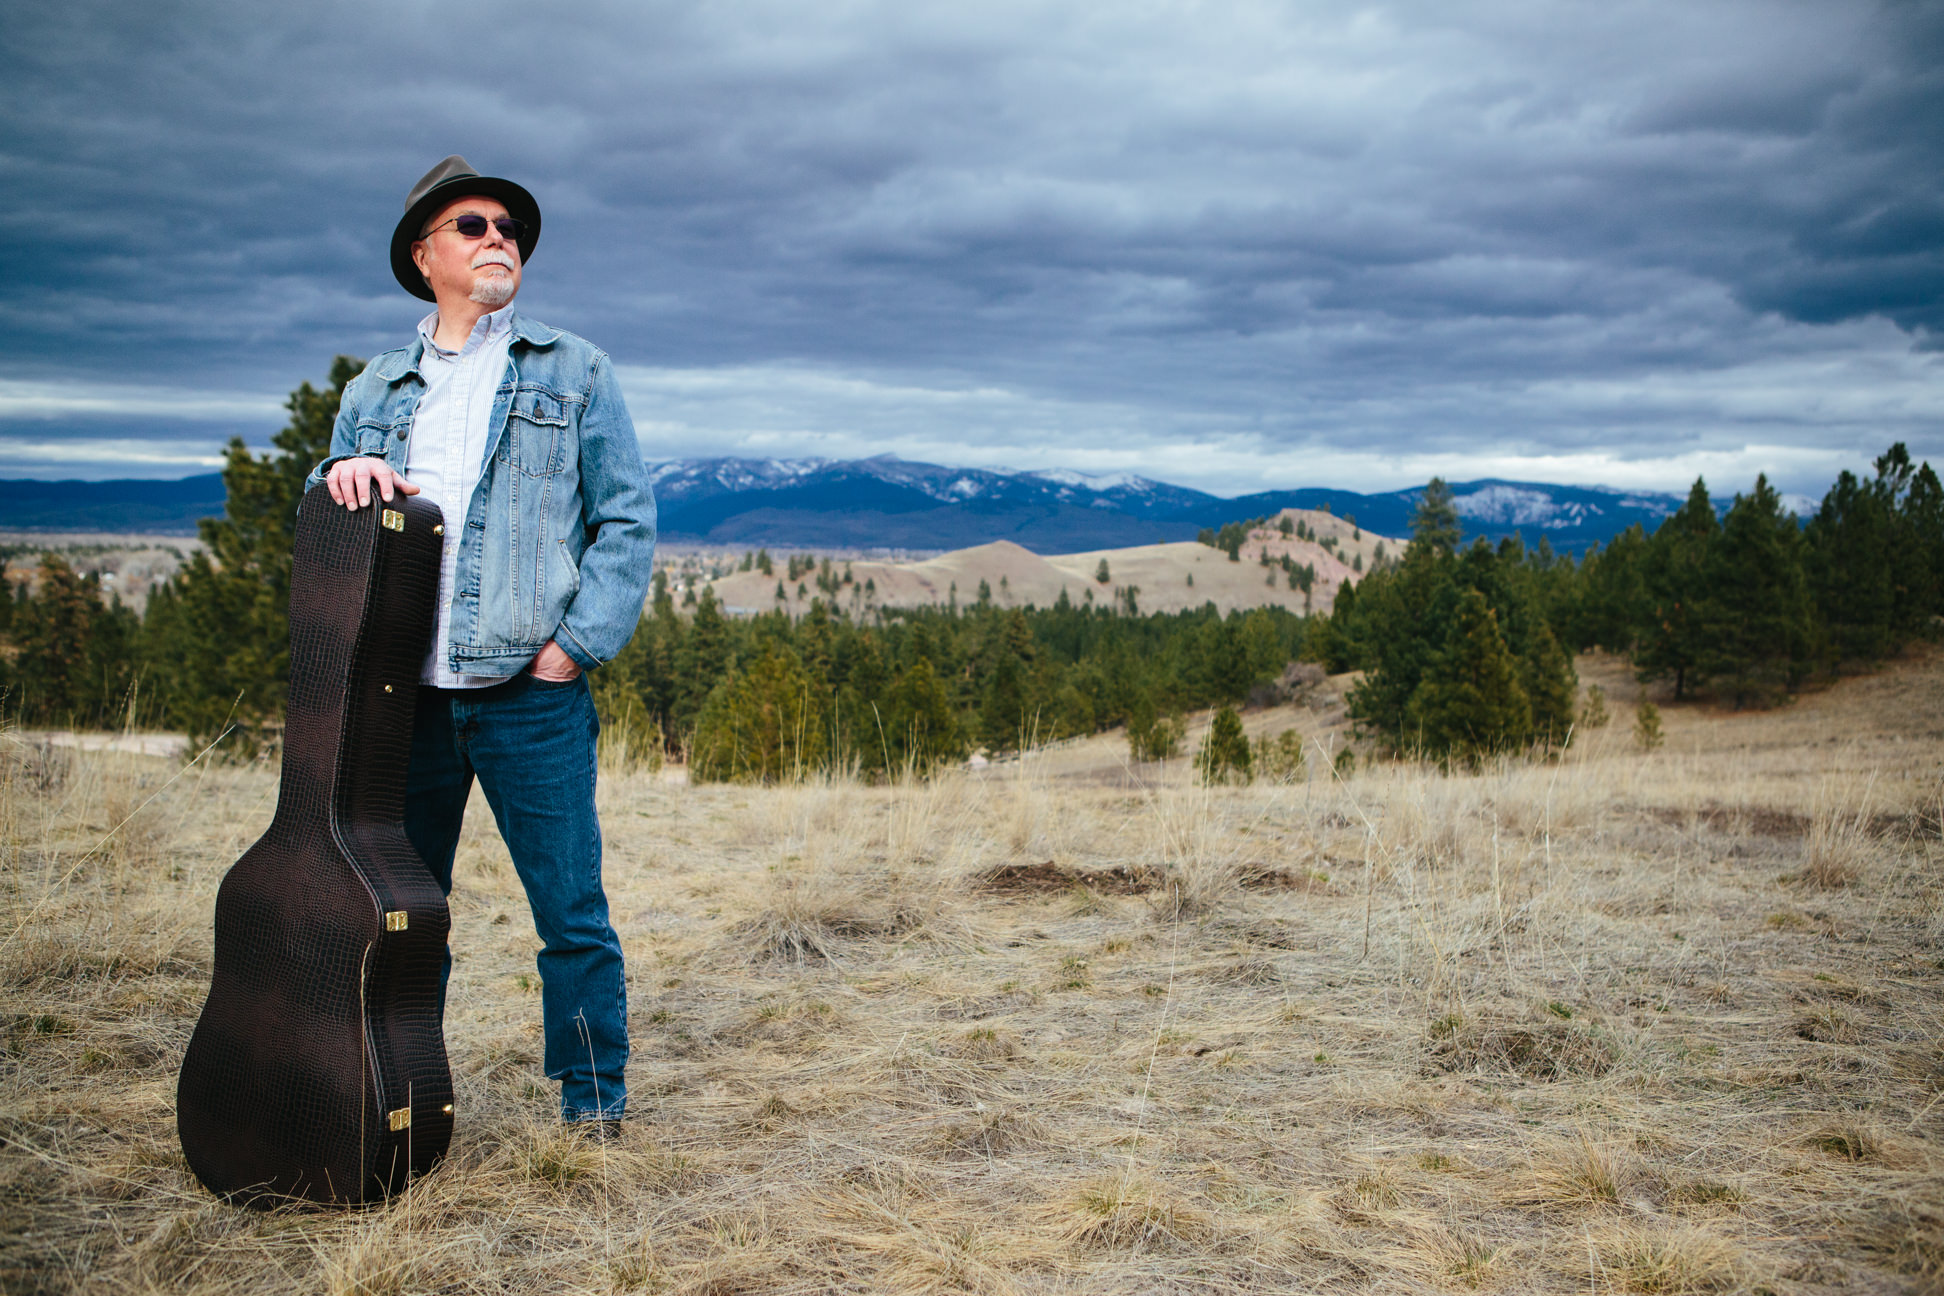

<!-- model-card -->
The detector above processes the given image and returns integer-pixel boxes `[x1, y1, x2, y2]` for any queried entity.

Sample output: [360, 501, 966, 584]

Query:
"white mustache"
[471, 250, 516, 272]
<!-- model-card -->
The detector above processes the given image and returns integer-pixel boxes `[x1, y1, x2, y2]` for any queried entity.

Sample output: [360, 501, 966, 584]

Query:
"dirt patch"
[1643, 802, 1811, 837]
[1643, 802, 1942, 841]
[977, 861, 1161, 896]
[1240, 868, 1334, 893]
[1427, 1016, 1619, 1081]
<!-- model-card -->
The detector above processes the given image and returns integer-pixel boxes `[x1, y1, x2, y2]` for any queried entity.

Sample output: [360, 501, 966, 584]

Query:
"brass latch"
[382, 509, 404, 532]
[384, 910, 408, 931]
[387, 1107, 412, 1131]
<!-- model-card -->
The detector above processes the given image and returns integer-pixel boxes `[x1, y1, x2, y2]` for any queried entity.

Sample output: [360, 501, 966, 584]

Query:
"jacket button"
[396, 427, 408, 439]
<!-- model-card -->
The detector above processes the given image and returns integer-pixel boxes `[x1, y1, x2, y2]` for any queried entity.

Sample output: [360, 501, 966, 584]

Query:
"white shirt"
[406, 305, 515, 688]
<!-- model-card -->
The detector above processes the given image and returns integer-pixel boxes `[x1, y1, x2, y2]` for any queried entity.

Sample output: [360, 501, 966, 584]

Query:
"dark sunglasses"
[421, 213, 526, 242]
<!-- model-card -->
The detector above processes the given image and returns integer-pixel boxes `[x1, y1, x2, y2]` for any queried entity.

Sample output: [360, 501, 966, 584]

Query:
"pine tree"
[1635, 478, 1717, 700]
[689, 641, 827, 783]
[1195, 705, 1252, 784]
[11, 556, 122, 725]
[1520, 622, 1578, 748]
[1344, 547, 1458, 746]
[1576, 525, 1649, 653]
[1412, 478, 1462, 556]
[673, 585, 731, 737]
[1633, 701, 1664, 750]
[140, 356, 363, 744]
[1126, 692, 1184, 761]
[1405, 589, 1532, 766]
[1577, 684, 1610, 730]
[979, 645, 1030, 753]
[1697, 474, 1813, 707]
[880, 655, 964, 774]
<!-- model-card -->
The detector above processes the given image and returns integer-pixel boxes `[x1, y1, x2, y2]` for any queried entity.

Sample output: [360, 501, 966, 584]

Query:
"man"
[307, 156, 655, 1136]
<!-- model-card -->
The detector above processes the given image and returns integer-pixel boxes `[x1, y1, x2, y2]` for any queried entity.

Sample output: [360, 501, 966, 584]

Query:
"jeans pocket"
[525, 671, 583, 691]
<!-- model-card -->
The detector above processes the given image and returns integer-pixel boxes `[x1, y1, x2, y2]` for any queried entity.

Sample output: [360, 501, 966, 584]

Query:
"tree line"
[2, 356, 1936, 780]
[0, 359, 1304, 775]
[1312, 447, 1943, 764]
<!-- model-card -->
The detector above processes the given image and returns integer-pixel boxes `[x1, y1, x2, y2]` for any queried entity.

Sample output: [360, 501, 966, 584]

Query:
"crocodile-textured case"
[178, 486, 453, 1206]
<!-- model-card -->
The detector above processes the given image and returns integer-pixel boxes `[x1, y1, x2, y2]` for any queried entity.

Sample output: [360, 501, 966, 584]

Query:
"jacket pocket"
[499, 386, 568, 477]
[354, 416, 405, 458]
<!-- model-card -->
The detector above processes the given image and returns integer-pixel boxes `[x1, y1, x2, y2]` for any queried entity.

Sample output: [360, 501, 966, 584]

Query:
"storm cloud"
[1, 0, 1939, 492]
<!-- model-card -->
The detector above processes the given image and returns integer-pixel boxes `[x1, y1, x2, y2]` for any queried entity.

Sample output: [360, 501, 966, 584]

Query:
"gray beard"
[470, 273, 516, 308]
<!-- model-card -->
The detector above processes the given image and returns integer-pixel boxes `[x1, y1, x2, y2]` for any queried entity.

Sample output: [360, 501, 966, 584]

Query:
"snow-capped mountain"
[640, 456, 1693, 553]
[0, 456, 1802, 553]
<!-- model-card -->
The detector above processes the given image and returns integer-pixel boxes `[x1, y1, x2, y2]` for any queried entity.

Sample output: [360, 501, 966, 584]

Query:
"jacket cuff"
[554, 624, 601, 672]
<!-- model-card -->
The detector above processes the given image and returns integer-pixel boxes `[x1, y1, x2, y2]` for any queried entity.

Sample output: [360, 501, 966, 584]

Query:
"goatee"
[470, 274, 516, 308]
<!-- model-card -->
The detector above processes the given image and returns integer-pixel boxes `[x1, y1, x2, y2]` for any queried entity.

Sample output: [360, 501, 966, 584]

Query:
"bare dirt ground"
[2, 652, 1941, 1294]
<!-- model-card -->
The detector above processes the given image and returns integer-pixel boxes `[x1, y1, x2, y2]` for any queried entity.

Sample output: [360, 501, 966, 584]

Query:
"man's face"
[410, 194, 522, 308]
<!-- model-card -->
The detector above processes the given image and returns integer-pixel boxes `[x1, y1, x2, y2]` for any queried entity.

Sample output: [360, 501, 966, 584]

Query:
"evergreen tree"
[689, 641, 827, 783]
[1575, 525, 1648, 653]
[1633, 701, 1664, 750]
[1196, 615, 1256, 704]
[1195, 705, 1252, 784]
[1345, 546, 1459, 746]
[1412, 478, 1462, 556]
[673, 584, 731, 737]
[141, 356, 363, 743]
[1697, 474, 1813, 707]
[979, 636, 1031, 753]
[1805, 467, 1895, 665]
[1519, 622, 1577, 748]
[879, 655, 964, 774]
[11, 556, 137, 725]
[1635, 478, 1717, 700]
[1404, 589, 1532, 766]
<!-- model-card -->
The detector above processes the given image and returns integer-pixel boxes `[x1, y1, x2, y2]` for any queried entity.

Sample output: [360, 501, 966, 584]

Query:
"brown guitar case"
[178, 485, 452, 1206]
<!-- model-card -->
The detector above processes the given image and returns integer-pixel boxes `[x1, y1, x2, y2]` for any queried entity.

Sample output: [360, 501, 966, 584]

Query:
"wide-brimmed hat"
[390, 155, 542, 301]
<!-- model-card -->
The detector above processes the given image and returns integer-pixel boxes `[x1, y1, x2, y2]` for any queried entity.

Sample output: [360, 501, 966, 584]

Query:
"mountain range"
[0, 455, 1813, 554]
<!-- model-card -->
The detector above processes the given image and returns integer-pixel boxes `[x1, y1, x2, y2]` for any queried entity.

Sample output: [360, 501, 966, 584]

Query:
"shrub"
[1634, 701, 1664, 751]
[1578, 684, 1611, 730]
[1127, 695, 1185, 761]
[1255, 729, 1306, 783]
[1195, 706, 1252, 784]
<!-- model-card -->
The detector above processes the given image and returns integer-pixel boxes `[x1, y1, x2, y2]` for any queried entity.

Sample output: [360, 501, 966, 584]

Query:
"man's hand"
[326, 457, 421, 511]
[529, 640, 582, 682]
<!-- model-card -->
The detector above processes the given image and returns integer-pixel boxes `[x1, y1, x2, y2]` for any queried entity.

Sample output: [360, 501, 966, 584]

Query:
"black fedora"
[390, 155, 542, 301]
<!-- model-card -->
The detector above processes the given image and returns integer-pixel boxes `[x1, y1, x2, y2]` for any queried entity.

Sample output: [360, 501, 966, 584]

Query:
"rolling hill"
[709, 507, 1396, 618]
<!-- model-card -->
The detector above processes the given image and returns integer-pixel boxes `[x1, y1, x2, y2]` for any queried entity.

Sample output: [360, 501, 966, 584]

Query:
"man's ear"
[411, 240, 431, 282]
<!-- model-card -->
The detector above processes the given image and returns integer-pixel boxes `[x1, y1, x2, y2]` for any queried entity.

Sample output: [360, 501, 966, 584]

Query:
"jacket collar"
[371, 309, 561, 384]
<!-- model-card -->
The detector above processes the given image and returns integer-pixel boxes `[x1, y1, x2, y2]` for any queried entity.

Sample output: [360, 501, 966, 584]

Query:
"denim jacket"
[306, 314, 656, 677]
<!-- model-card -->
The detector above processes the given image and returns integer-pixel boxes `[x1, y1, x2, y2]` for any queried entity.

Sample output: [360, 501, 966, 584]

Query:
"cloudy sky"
[2, 0, 1939, 496]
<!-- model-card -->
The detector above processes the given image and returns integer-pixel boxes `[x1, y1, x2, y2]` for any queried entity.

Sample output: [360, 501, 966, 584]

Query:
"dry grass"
[3, 650, 1943, 1292]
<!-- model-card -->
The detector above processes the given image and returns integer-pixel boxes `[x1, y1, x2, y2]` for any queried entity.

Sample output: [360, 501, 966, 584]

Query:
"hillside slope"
[709, 508, 1397, 617]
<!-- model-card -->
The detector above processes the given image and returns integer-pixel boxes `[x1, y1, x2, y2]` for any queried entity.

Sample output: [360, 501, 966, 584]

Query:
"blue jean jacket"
[306, 314, 656, 677]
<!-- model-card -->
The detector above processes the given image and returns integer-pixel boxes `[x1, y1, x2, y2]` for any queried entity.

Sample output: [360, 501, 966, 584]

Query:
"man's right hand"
[326, 457, 422, 511]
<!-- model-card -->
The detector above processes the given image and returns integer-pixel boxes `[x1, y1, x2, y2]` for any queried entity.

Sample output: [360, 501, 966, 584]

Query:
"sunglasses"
[421, 213, 526, 242]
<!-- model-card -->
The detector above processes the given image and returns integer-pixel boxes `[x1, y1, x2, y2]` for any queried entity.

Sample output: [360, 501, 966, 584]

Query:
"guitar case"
[178, 485, 453, 1206]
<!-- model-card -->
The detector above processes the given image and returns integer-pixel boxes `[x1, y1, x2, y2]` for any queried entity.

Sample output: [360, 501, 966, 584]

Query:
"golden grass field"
[2, 653, 1941, 1294]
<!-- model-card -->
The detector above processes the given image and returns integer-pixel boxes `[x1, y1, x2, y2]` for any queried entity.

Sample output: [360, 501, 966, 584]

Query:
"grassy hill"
[710, 507, 1400, 617]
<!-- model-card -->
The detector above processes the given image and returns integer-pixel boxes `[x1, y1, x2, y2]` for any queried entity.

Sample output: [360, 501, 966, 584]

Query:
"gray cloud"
[1, 0, 1939, 492]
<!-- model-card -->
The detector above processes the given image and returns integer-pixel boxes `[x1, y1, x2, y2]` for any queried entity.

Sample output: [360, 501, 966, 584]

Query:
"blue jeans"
[403, 673, 627, 1122]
